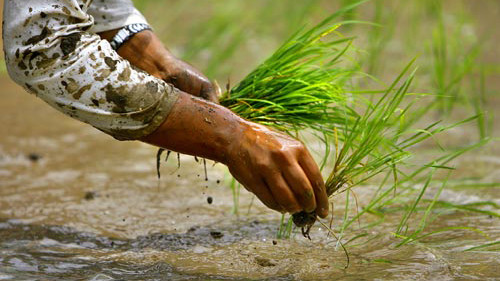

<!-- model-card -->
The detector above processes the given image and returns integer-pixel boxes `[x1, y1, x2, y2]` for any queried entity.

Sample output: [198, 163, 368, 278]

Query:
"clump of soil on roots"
[292, 211, 317, 239]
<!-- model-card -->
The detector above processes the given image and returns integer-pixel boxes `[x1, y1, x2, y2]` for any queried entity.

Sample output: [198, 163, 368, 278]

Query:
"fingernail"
[318, 207, 328, 218]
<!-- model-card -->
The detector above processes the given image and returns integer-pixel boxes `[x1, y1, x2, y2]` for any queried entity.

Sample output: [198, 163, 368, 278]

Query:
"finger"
[299, 151, 329, 218]
[254, 177, 285, 212]
[200, 81, 219, 103]
[233, 171, 283, 213]
[262, 170, 301, 214]
[282, 163, 317, 213]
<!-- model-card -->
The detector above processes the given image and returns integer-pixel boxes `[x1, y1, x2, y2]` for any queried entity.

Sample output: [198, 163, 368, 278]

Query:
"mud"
[60, 32, 82, 56]
[24, 26, 51, 46]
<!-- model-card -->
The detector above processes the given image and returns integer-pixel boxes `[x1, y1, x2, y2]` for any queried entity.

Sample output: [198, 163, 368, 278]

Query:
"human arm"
[91, 3, 328, 216]
[141, 92, 329, 217]
[2, 0, 328, 217]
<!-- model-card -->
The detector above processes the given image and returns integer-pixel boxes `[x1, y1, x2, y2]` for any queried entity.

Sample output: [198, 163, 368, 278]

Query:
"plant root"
[292, 211, 318, 239]
[156, 148, 165, 179]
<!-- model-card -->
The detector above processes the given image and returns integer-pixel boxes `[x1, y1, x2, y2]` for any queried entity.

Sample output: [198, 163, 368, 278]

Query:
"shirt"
[2, 0, 179, 140]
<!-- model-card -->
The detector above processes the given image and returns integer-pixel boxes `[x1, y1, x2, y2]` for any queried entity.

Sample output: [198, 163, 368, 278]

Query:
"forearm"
[140, 92, 242, 163]
[3, 0, 329, 217]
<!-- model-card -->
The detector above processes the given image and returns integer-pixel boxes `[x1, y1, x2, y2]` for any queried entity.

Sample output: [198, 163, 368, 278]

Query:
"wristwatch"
[109, 23, 152, 51]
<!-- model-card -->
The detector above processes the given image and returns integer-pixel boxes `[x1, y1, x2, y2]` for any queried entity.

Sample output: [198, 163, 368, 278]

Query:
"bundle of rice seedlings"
[217, 1, 420, 233]
[291, 62, 417, 236]
[219, 2, 366, 137]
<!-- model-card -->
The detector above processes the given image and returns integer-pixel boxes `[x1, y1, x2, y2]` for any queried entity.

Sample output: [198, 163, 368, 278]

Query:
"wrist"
[141, 92, 247, 164]
[222, 118, 268, 165]
[99, 28, 169, 79]
[211, 105, 249, 165]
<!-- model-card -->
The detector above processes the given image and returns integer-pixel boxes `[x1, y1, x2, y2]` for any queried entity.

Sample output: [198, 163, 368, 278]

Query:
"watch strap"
[110, 23, 152, 51]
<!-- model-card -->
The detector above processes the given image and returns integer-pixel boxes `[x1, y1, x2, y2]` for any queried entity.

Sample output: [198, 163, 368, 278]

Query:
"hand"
[225, 121, 329, 218]
[141, 92, 329, 218]
[99, 29, 220, 103]
[157, 54, 220, 103]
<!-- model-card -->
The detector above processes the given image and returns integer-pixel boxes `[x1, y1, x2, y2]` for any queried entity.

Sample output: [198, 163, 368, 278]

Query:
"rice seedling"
[207, 1, 367, 224]
[289, 60, 486, 239]
[178, 2, 249, 79]
[464, 240, 500, 252]
[277, 214, 294, 239]
[0, 59, 7, 75]
[431, 10, 480, 114]
[229, 177, 241, 215]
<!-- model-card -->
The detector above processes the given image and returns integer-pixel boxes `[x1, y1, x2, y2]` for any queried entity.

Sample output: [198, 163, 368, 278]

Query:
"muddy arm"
[94, 8, 329, 217]
[3, 0, 328, 217]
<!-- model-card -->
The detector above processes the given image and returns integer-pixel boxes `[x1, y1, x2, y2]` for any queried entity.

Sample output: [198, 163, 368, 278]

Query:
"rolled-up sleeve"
[2, 0, 179, 140]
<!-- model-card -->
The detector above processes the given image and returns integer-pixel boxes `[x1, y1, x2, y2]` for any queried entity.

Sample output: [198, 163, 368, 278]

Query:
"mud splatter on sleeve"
[2, 0, 179, 140]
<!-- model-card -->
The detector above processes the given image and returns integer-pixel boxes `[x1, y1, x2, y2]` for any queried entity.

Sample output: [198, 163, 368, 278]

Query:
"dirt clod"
[84, 191, 97, 200]
[27, 152, 41, 162]
[209, 231, 223, 239]
[292, 211, 317, 239]
[255, 257, 276, 267]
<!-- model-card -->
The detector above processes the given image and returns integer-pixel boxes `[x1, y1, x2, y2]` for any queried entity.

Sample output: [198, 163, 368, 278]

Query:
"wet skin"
[98, 29, 329, 218]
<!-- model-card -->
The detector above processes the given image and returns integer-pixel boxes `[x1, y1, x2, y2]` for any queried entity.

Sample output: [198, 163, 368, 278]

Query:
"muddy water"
[1, 71, 499, 281]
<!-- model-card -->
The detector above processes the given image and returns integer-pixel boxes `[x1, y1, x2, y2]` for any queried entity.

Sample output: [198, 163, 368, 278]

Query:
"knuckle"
[254, 159, 270, 171]
[272, 148, 295, 165]
[201, 80, 213, 89]
[290, 145, 306, 159]
[295, 145, 308, 157]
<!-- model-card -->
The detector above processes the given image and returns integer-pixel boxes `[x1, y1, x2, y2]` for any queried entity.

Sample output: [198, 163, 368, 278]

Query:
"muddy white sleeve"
[2, 0, 179, 140]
